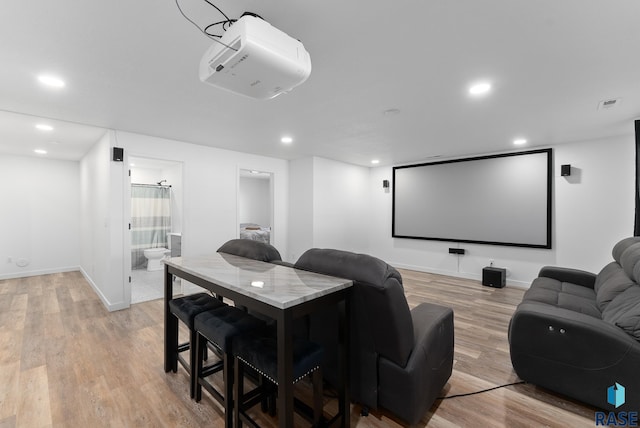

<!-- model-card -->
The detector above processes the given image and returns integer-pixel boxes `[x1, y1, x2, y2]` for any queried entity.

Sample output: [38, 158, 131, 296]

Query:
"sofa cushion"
[612, 236, 640, 264]
[619, 242, 640, 283]
[523, 277, 600, 318]
[530, 277, 596, 298]
[594, 262, 636, 311]
[602, 286, 640, 341]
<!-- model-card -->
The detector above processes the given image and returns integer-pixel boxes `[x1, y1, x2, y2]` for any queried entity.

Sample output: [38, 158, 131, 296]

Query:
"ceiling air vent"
[598, 98, 622, 110]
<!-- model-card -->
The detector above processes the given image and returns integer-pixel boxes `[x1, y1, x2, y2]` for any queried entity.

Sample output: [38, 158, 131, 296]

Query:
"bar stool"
[194, 306, 266, 427]
[232, 328, 325, 427]
[168, 292, 226, 398]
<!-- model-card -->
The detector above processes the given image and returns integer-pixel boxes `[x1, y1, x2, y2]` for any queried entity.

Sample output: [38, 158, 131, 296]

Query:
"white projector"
[199, 15, 312, 100]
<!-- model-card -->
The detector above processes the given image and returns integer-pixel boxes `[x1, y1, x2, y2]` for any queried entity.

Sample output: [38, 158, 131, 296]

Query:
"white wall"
[121, 132, 289, 258]
[239, 176, 270, 226]
[79, 131, 128, 310]
[553, 135, 634, 270]
[288, 157, 370, 261]
[312, 157, 370, 253]
[0, 155, 80, 279]
[80, 130, 289, 310]
[368, 135, 635, 286]
[288, 157, 314, 261]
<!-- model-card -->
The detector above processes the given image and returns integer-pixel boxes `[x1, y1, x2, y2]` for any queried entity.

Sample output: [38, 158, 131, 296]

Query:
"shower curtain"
[131, 184, 172, 269]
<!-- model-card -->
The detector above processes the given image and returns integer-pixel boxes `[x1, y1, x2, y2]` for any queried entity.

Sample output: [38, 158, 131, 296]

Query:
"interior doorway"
[129, 156, 183, 304]
[238, 169, 274, 244]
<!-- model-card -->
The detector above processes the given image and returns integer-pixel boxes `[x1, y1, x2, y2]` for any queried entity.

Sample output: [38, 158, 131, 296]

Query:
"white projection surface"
[392, 149, 551, 248]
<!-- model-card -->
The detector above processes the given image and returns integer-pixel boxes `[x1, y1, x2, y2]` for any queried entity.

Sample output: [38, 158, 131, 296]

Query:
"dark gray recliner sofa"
[509, 237, 640, 411]
[294, 248, 454, 425]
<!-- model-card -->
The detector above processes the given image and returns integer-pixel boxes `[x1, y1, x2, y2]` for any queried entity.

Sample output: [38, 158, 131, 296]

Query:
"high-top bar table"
[163, 253, 352, 428]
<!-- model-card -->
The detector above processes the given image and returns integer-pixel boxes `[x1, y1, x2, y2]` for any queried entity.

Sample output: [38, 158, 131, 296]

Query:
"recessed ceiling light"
[34, 149, 47, 154]
[513, 138, 527, 146]
[371, 159, 380, 164]
[130, 163, 136, 167]
[469, 82, 491, 96]
[37, 74, 65, 88]
[281, 136, 293, 144]
[35, 124, 53, 131]
[250, 170, 260, 174]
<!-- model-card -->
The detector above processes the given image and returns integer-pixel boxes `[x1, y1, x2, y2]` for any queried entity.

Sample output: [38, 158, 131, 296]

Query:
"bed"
[239, 223, 271, 244]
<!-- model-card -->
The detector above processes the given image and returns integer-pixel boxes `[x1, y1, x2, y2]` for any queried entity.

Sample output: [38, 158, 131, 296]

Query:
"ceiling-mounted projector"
[199, 14, 312, 100]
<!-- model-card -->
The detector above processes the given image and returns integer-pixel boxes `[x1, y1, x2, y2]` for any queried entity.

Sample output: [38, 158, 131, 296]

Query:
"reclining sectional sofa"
[509, 237, 640, 411]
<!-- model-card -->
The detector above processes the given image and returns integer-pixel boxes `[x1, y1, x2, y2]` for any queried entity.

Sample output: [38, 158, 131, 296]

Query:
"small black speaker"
[561, 164, 571, 176]
[382, 179, 390, 189]
[112, 147, 124, 162]
[482, 267, 506, 288]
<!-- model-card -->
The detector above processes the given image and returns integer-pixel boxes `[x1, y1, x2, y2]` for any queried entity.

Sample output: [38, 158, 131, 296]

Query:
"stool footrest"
[201, 361, 223, 378]
[241, 387, 264, 409]
[177, 354, 189, 371]
[238, 408, 263, 428]
[199, 377, 225, 405]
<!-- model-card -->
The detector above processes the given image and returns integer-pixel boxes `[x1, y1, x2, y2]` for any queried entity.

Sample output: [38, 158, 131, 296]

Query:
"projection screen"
[392, 148, 552, 248]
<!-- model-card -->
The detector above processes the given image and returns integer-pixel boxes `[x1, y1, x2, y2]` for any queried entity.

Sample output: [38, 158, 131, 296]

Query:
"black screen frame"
[392, 148, 553, 249]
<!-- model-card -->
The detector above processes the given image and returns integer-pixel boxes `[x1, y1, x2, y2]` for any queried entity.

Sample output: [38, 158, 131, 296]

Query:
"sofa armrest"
[509, 302, 637, 368]
[538, 266, 597, 289]
[378, 303, 454, 425]
[509, 302, 640, 410]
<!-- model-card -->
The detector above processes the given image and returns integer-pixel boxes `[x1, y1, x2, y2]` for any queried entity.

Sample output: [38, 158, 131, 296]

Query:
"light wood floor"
[0, 270, 597, 427]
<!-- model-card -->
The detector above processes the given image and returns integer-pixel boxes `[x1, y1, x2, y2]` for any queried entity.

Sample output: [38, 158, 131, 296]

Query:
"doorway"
[238, 169, 273, 244]
[129, 156, 183, 304]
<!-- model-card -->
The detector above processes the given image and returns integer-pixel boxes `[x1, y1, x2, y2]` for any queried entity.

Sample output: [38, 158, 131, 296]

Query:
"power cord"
[438, 381, 525, 399]
[175, 0, 238, 50]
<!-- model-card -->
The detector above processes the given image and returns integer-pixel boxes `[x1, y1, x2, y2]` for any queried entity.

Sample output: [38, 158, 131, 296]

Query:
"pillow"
[602, 286, 640, 341]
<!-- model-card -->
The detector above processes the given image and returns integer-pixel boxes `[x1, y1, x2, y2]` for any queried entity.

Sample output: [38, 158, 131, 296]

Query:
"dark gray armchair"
[294, 248, 454, 425]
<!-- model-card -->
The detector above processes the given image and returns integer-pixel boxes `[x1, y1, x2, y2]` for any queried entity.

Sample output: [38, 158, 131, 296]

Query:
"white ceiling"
[0, 1, 639, 166]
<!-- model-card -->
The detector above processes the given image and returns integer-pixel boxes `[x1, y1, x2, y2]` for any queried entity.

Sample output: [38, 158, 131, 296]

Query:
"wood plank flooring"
[0, 270, 598, 427]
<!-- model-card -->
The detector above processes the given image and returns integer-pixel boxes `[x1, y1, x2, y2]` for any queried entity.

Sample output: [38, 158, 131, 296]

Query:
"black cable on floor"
[438, 381, 526, 399]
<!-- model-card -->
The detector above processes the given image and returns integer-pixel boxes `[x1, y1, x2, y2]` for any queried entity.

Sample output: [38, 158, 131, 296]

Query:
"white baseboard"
[79, 268, 129, 312]
[390, 262, 530, 289]
[0, 266, 80, 281]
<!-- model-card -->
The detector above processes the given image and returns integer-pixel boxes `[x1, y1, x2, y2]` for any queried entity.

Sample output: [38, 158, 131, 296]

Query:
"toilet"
[143, 248, 170, 271]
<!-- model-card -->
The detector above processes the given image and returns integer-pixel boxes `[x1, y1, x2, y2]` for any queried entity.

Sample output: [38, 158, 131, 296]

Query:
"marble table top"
[164, 253, 352, 309]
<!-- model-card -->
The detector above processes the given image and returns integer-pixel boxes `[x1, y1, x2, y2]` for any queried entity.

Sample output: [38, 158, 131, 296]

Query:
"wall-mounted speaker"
[561, 164, 571, 176]
[112, 147, 124, 162]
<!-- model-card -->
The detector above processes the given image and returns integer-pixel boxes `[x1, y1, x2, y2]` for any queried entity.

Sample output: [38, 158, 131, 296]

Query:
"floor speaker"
[482, 267, 506, 288]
